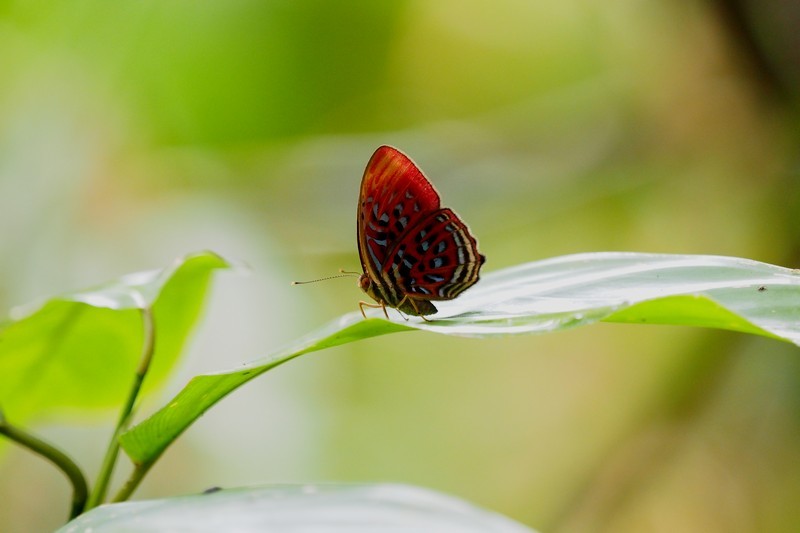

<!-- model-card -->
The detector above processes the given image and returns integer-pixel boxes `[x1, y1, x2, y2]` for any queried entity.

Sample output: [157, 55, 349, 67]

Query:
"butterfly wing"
[357, 145, 484, 316]
[357, 146, 441, 291]
[385, 208, 485, 305]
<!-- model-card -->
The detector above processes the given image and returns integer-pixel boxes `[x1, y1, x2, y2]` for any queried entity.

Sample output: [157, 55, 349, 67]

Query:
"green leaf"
[120, 252, 800, 465]
[119, 317, 406, 464]
[0, 251, 230, 422]
[57, 484, 538, 533]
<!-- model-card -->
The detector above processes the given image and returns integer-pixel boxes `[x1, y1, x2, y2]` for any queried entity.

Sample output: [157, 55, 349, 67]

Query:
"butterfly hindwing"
[384, 208, 485, 302]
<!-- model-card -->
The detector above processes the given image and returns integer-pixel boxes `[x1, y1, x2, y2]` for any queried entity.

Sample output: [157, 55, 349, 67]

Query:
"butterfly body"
[357, 146, 485, 317]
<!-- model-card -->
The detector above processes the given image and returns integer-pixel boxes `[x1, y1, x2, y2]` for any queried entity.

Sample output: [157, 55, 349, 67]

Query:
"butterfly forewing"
[357, 146, 440, 277]
[357, 145, 484, 316]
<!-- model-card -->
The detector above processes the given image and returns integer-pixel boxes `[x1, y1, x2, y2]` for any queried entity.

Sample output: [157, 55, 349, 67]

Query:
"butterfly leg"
[394, 307, 410, 322]
[359, 300, 389, 320]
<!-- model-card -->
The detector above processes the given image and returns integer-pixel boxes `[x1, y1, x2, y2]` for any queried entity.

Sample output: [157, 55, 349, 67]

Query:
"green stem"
[0, 409, 89, 520]
[86, 306, 155, 509]
[111, 459, 155, 503]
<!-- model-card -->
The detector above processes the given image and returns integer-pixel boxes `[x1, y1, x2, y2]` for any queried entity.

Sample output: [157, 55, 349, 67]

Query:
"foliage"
[1, 251, 799, 529]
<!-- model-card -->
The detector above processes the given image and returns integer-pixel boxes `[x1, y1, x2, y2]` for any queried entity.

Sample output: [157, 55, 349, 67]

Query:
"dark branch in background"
[708, 0, 798, 103]
[708, 0, 800, 265]
[0, 408, 89, 520]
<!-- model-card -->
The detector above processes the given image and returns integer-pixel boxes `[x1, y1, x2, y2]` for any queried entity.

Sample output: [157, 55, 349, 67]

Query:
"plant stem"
[0, 409, 89, 520]
[86, 306, 155, 509]
[111, 459, 154, 503]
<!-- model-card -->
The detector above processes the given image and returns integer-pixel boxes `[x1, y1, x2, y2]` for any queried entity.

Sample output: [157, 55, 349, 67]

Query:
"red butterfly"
[357, 146, 485, 319]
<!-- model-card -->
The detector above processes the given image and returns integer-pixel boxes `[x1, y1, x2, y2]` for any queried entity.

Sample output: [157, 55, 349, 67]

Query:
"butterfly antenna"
[291, 271, 360, 285]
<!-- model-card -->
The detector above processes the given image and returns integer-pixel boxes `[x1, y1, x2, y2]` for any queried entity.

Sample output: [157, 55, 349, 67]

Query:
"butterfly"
[357, 145, 485, 319]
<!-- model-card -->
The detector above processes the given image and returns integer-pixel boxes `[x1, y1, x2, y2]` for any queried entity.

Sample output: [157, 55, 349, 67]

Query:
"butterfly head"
[358, 273, 383, 304]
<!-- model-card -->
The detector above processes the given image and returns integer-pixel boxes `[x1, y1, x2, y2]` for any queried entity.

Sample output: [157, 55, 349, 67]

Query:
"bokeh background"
[2, 1, 800, 532]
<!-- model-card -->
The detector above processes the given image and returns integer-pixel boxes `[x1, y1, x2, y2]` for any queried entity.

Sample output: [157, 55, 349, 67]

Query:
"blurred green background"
[2, 1, 800, 532]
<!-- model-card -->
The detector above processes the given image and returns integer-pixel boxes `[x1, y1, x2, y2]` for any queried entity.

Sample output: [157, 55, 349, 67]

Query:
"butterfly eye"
[358, 274, 371, 290]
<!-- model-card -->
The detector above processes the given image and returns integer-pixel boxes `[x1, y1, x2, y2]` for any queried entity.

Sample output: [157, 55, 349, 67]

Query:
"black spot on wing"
[410, 285, 431, 295]
[429, 256, 449, 269]
[395, 216, 409, 232]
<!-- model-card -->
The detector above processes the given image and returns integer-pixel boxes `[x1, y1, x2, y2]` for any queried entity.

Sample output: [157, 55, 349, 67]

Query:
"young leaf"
[120, 252, 800, 467]
[0, 252, 230, 423]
